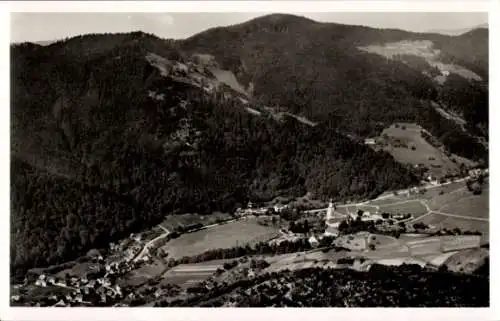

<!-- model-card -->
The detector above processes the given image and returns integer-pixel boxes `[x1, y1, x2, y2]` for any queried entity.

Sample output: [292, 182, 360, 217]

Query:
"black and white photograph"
[3, 1, 496, 317]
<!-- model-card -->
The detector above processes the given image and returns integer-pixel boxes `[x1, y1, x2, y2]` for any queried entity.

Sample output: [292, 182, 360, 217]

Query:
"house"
[308, 235, 320, 247]
[35, 279, 47, 287]
[47, 276, 56, 285]
[274, 204, 287, 213]
[56, 280, 67, 287]
[87, 280, 96, 288]
[54, 299, 67, 307]
[154, 289, 163, 298]
[469, 168, 482, 177]
[11, 295, 20, 302]
[441, 70, 450, 76]
[364, 138, 376, 145]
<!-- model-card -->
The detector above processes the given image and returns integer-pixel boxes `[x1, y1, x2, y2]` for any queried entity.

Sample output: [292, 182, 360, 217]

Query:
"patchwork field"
[161, 259, 230, 287]
[161, 218, 280, 259]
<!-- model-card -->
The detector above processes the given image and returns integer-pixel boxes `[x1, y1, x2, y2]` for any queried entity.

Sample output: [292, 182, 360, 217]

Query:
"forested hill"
[10, 15, 487, 275]
[11, 30, 418, 275]
[181, 14, 488, 159]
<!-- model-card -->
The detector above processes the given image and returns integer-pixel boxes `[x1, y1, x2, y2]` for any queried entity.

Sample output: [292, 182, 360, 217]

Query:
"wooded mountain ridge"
[10, 14, 488, 275]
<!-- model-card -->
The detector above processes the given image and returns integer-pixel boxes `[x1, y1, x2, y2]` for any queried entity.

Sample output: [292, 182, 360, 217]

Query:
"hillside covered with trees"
[10, 14, 488, 276]
[165, 265, 488, 307]
[182, 14, 488, 160]
[11, 31, 417, 276]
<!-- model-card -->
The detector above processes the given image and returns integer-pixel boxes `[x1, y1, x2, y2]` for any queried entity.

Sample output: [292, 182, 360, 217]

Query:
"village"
[11, 167, 488, 307]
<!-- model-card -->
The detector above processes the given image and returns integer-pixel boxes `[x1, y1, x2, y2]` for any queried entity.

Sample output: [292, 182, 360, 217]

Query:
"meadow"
[377, 123, 460, 178]
[159, 212, 234, 231]
[378, 200, 428, 216]
[160, 218, 280, 259]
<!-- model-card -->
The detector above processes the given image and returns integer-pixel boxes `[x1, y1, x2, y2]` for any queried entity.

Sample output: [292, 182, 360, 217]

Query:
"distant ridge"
[426, 23, 488, 36]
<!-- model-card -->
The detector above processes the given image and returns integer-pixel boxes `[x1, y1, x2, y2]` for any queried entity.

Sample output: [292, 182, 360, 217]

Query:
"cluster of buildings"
[16, 231, 157, 307]
[235, 201, 280, 217]
[24, 270, 127, 307]
[469, 168, 487, 178]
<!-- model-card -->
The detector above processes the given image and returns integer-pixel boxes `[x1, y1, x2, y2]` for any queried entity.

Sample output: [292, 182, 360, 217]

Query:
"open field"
[413, 213, 489, 239]
[368, 196, 406, 206]
[426, 188, 474, 211]
[333, 207, 349, 216]
[354, 204, 380, 214]
[439, 193, 489, 219]
[377, 123, 460, 178]
[418, 251, 459, 266]
[378, 200, 428, 215]
[370, 234, 401, 250]
[161, 218, 280, 259]
[159, 212, 233, 231]
[444, 248, 489, 273]
[420, 182, 467, 200]
[161, 259, 230, 287]
[121, 260, 167, 287]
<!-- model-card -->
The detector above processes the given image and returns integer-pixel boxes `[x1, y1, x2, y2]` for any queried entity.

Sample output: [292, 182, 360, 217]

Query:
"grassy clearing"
[370, 234, 400, 249]
[406, 238, 443, 255]
[333, 207, 349, 215]
[159, 212, 233, 231]
[439, 193, 489, 219]
[368, 196, 405, 206]
[414, 213, 488, 237]
[378, 123, 459, 178]
[420, 181, 466, 199]
[444, 248, 489, 273]
[161, 218, 280, 259]
[378, 200, 428, 215]
[121, 260, 167, 287]
[355, 204, 380, 213]
[426, 188, 472, 211]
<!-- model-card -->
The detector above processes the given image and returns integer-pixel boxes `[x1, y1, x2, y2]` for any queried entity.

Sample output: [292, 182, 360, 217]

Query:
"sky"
[11, 12, 488, 43]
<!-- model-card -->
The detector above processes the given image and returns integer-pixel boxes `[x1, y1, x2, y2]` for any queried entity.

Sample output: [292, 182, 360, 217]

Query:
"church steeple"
[326, 199, 334, 221]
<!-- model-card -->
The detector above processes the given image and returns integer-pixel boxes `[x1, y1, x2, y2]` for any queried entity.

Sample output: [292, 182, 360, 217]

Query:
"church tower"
[326, 199, 334, 221]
